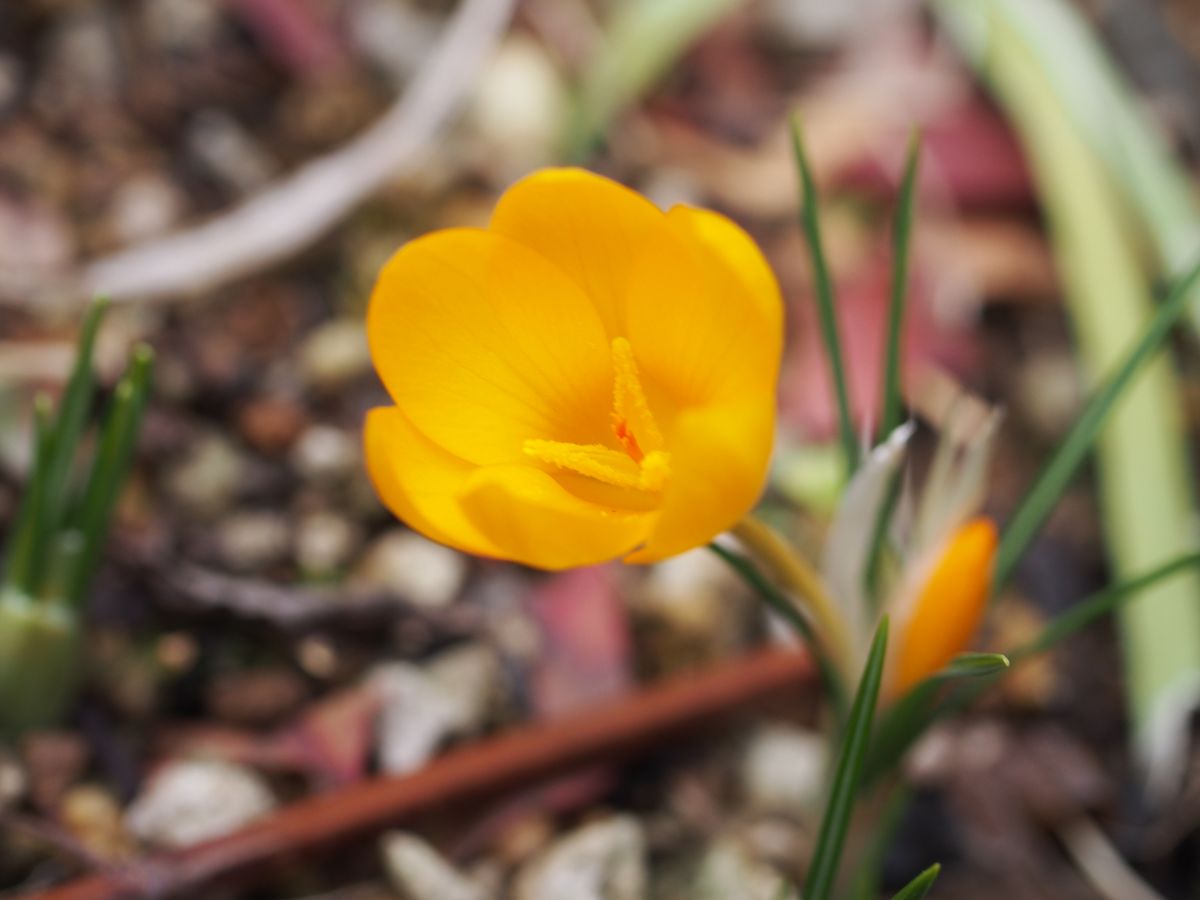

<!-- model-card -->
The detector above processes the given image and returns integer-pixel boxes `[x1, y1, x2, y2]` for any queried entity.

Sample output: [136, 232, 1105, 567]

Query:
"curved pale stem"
[731, 516, 855, 679]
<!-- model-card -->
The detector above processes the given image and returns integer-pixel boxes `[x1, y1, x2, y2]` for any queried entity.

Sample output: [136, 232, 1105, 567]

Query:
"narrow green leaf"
[1011, 552, 1200, 663]
[26, 298, 108, 596]
[62, 345, 154, 607]
[936, 652, 1010, 679]
[791, 115, 859, 473]
[773, 879, 794, 900]
[880, 132, 921, 440]
[42, 298, 107, 533]
[708, 542, 848, 715]
[891, 863, 940, 900]
[993, 255, 1200, 588]
[802, 616, 889, 900]
[3, 396, 55, 594]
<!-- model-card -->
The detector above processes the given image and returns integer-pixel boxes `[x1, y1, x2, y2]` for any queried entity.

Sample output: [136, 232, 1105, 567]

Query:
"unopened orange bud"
[892, 516, 998, 695]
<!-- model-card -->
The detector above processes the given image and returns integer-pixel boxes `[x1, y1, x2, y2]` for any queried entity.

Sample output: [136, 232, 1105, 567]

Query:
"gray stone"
[381, 832, 486, 900]
[163, 434, 244, 519]
[373, 644, 500, 774]
[694, 839, 786, 900]
[126, 760, 275, 849]
[299, 319, 370, 391]
[740, 725, 826, 817]
[294, 511, 362, 575]
[513, 816, 647, 900]
[217, 510, 292, 572]
[0, 746, 26, 813]
[290, 424, 360, 483]
[353, 530, 467, 609]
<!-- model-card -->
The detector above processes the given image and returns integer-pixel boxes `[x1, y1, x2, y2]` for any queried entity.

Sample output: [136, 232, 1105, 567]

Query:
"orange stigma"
[613, 416, 644, 462]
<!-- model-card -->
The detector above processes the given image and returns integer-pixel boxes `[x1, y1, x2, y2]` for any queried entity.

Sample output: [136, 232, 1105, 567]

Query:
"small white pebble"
[126, 760, 274, 848]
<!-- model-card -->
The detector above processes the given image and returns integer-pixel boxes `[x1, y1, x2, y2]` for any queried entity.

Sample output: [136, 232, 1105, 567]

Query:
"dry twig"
[71, 0, 515, 305]
[37, 647, 813, 899]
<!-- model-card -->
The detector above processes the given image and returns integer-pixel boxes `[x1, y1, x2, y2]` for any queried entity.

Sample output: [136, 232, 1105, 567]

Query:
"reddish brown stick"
[35, 647, 813, 900]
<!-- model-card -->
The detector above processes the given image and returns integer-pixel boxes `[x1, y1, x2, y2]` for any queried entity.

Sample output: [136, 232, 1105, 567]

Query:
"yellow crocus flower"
[365, 168, 783, 570]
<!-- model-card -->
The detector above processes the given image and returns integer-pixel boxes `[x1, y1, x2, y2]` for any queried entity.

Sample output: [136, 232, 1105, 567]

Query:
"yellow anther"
[523, 440, 671, 494]
[638, 450, 671, 492]
[524, 439, 644, 489]
[611, 337, 663, 457]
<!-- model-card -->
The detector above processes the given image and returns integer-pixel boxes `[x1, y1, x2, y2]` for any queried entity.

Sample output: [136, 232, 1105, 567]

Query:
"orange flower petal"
[892, 516, 999, 694]
[623, 209, 782, 411]
[665, 205, 784, 340]
[459, 464, 652, 570]
[363, 406, 499, 558]
[489, 168, 673, 338]
[625, 401, 774, 563]
[367, 228, 613, 466]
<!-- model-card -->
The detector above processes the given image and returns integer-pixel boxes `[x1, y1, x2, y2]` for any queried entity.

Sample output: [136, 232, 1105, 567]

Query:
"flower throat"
[523, 337, 671, 493]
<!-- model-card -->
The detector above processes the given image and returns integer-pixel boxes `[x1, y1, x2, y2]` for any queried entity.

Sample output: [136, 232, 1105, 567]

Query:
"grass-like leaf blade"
[880, 132, 920, 440]
[802, 616, 889, 900]
[3, 396, 55, 594]
[936, 652, 1010, 679]
[1010, 552, 1200, 663]
[891, 863, 941, 900]
[791, 115, 859, 473]
[41, 298, 106, 535]
[63, 345, 154, 607]
[993, 256, 1200, 588]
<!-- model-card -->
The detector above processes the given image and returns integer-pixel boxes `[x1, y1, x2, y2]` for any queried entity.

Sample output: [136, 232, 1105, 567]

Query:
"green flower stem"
[731, 516, 856, 684]
[709, 541, 848, 715]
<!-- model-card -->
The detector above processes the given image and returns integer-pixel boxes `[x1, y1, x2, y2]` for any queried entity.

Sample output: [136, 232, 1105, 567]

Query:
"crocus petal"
[623, 212, 782, 410]
[364, 406, 499, 558]
[459, 465, 652, 570]
[891, 516, 998, 695]
[665, 205, 784, 339]
[368, 228, 613, 466]
[626, 401, 774, 563]
[489, 168, 671, 337]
